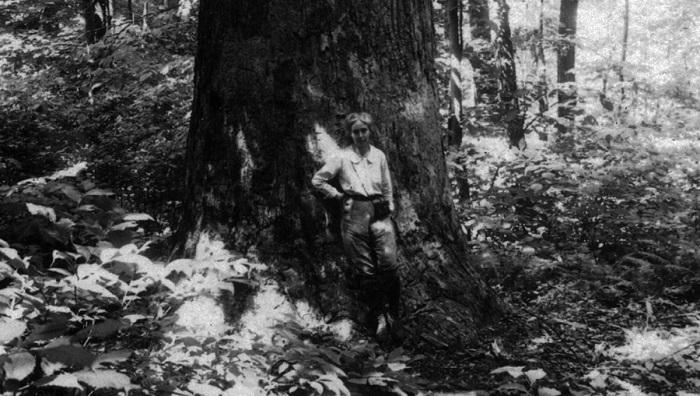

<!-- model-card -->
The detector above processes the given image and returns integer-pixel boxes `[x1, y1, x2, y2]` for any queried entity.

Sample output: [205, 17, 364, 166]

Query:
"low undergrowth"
[0, 166, 424, 395]
[429, 121, 700, 395]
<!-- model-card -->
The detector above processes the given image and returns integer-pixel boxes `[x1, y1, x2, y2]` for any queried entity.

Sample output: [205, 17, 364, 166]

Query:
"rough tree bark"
[447, 0, 464, 147]
[618, 0, 630, 116]
[557, 0, 578, 128]
[534, 0, 548, 116]
[178, 0, 502, 347]
[81, 0, 108, 44]
[466, 0, 500, 120]
[494, 0, 525, 148]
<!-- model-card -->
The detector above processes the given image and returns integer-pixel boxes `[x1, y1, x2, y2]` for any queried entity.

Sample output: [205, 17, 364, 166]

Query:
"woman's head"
[342, 112, 374, 148]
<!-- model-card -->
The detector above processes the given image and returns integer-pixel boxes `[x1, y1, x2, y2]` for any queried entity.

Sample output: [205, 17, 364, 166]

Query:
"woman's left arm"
[380, 154, 395, 212]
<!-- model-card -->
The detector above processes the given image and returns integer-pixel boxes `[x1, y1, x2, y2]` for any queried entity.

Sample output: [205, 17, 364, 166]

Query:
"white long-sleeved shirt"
[311, 145, 394, 210]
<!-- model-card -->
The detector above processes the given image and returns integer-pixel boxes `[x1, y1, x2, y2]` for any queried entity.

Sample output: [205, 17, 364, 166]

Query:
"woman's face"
[350, 121, 370, 148]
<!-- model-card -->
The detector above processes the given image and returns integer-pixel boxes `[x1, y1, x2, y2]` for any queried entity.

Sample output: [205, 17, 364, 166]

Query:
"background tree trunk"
[617, 0, 630, 118]
[466, 0, 500, 120]
[447, 0, 464, 147]
[535, 0, 548, 116]
[494, 0, 525, 148]
[178, 0, 502, 347]
[557, 0, 578, 129]
[82, 0, 107, 43]
[127, 0, 134, 23]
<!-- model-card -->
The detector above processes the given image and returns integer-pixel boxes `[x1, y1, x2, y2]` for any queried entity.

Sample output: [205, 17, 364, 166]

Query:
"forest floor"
[419, 120, 700, 395]
[2, 117, 700, 396]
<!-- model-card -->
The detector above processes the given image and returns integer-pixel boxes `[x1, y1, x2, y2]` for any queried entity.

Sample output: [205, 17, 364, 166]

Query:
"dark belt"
[345, 193, 382, 201]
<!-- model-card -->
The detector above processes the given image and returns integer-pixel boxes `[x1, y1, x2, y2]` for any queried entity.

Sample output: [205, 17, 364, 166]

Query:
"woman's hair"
[340, 112, 374, 147]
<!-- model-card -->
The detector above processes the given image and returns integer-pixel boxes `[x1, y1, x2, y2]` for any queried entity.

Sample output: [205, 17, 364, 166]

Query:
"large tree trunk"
[494, 0, 525, 148]
[178, 0, 502, 347]
[447, 0, 464, 147]
[466, 0, 500, 120]
[557, 0, 578, 128]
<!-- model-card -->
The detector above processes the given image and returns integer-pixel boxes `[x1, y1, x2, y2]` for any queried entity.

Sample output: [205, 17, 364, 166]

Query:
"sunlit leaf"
[26, 202, 57, 222]
[75, 279, 119, 299]
[122, 314, 147, 324]
[525, 368, 547, 383]
[99, 247, 120, 263]
[187, 381, 223, 396]
[74, 369, 137, 390]
[2, 351, 35, 381]
[111, 221, 138, 231]
[387, 362, 407, 371]
[85, 188, 115, 196]
[308, 381, 324, 394]
[123, 213, 155, 222]
[37, 373, 83, 389]
[48, 162, 88, 180]
[77, 264, 120, 283]
[585, 369, 608, 389]
[538, 387, 561, 396]
[490, 366, 524, 378]
[166, 258, 196, 276]
[41, 357, 66, 376]
[232, 259, 248, 275]
[0, 318, 26, 344]
[318, 374, 350, 396]
[118, 243, 140, 256]
[0, 247, 21, 262]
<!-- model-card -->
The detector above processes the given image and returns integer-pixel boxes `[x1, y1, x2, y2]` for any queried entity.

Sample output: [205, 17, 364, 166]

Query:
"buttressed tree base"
[178, 0, 502, 347]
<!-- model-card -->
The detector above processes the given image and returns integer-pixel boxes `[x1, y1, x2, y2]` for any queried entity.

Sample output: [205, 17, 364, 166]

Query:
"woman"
[311, 112, 402, 340]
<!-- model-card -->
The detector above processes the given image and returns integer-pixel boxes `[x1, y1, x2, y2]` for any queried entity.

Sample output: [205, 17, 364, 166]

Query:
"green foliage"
[0, 3, 195, 223]
[0, 165, 266, 394]
[271, 323, 422, 396]
[463, 124, 699, 269]
[442, 118, 700, 394]
[1, 165, 426, 395]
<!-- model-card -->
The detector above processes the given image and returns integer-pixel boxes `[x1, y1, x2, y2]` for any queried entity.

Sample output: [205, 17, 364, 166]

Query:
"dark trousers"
[341, 198, 401, 324]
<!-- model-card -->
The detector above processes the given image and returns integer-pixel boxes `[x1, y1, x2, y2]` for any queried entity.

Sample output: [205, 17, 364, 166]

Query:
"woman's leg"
[369, 218, 404, 342]
[369, 217, 398, 273]
[340, 200, 380, 333]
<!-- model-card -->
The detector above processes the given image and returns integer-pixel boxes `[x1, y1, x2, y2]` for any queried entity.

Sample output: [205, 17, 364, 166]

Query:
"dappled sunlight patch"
[236, 129, 254, 192]
[173, 296, 227, 337]
[194, 233, 231, 262]
[608, 320, 700, 362]
[400, 92, 426, 121]
[233, 283, 296, 349]
[307, 122, 341, 163]
[48, 161, 87, 179]
[641, 135, 700, 154]
[229, 283, 353, 350]
[467, 136, 517, 163]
